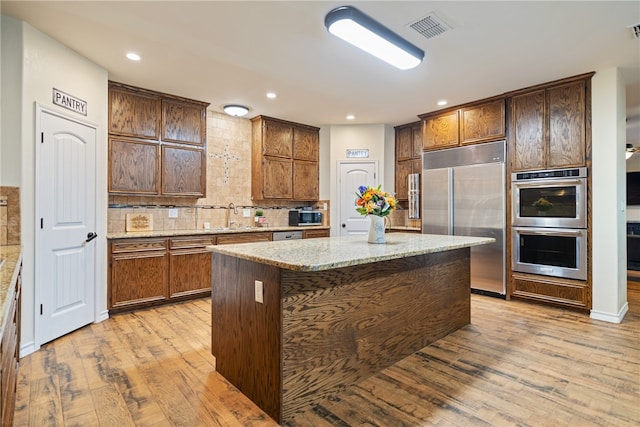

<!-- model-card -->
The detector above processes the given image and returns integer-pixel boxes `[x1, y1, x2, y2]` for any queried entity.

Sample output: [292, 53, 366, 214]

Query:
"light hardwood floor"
[14, 281, 640, 426]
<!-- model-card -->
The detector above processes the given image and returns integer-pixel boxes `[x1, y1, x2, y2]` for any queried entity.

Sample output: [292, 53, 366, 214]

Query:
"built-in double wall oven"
[511, 167, 587, 281]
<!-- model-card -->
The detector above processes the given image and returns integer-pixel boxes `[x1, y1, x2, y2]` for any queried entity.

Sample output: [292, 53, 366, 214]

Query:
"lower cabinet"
[169, 237, 215, 299]
[1, 261, 21, 427]
[302, 229, 330, 239]
[109, 239, 169, 311]
[511, 272, 590, 310]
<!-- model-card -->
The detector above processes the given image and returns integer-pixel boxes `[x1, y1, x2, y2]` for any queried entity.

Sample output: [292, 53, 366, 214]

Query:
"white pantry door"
[338, 161, 377, 236]
[37, 107, 97, 345]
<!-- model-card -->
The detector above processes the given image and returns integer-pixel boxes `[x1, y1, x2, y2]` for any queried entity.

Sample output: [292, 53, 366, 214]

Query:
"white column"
[591, 67, 628, 322]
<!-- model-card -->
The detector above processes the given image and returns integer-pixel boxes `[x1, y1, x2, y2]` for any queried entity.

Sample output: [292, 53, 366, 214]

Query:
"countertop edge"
[207, 234, 494, 272]
[0, 245, 23, 339]
[107, 225, 330, 239]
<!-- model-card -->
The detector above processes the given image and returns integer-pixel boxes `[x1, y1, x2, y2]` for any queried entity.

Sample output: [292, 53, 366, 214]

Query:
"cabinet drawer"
[217, 232, 272, 245]
[303, 229, 330, 239]
[170, 237, 215, 250]
[511, 274, 588, 309]
[111, 239, 167, 254]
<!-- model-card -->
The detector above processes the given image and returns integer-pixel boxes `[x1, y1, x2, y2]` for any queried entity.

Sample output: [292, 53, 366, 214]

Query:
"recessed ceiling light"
[437, 100, 447, 106]
[346, 115, 355, 120]
[223, 105, 249, 117]
[126, 52, 141, 61]
[266, 92, 277, 99]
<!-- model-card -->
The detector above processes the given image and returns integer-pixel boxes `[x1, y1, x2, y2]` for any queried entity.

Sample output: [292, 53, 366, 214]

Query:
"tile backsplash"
[0, 186, 20, 244]
[108, 110, 328, 234]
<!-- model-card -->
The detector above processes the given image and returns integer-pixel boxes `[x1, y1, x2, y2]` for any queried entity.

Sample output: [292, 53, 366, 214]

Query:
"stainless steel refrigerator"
[422, 140, 505, 295]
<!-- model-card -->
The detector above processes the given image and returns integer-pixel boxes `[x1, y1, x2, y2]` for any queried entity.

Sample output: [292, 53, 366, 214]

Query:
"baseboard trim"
[20, 341, 39, 358]
[590, 302, 629, 323]
[96, 309, 109, 323]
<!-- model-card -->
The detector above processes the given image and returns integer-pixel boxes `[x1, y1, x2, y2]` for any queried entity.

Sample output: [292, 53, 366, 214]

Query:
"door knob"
[86, 232, 97, 243]
[342, 224, 346, 228]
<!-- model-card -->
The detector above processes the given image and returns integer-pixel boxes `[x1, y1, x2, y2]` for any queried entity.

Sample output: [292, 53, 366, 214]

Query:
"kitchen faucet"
[227, 202, 238, 228]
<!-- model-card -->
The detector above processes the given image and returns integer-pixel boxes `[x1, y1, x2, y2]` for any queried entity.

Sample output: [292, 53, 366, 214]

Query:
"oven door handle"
[520, 229, 583, 237]
[515, 179, 584, 187]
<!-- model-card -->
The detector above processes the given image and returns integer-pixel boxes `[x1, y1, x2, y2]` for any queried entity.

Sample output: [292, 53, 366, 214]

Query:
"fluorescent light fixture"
[126, 52, 141, 61]
[223, 105, 249, 117]
[325, 6, 424, 70]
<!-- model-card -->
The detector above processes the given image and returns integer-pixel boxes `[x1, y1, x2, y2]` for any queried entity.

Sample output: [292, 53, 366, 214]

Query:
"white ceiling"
[2, 1, 640, 139]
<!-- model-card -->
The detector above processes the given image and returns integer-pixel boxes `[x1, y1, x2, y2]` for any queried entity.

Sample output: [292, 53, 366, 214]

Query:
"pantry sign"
[52, 88, 87, 116]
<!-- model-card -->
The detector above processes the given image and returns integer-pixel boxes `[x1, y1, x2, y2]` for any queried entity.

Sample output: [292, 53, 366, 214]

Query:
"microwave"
[289, 209, 322, 226]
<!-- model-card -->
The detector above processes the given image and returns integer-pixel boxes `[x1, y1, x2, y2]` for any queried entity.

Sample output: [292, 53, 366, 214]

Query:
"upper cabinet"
[251, 116, 320, 201]
[394, 122, 422, 201]
[510, 75, 591, 172]
[419, 99, 505, 151]
[108, 82, 209, 197]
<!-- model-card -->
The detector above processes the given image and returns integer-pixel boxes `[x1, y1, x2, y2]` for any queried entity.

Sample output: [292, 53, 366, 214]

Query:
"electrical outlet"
[254, 280, 264, 304]
[203, 222, 211, 230]
[243, 209, 251, 218]
[168, 208, 178, 218]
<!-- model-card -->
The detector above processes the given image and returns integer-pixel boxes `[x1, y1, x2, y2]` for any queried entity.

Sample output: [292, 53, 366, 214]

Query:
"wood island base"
[211, 247, 472, 424]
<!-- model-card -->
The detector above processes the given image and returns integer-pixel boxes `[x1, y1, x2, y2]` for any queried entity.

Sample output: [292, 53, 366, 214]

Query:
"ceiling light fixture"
[266, 92, 277, 99]
[346, 115, 355, 120]
[437, 100, 447, 106]
[223, 105, 249, 117]
[126, 52, 141, 61]
[324, 5, 425, 70]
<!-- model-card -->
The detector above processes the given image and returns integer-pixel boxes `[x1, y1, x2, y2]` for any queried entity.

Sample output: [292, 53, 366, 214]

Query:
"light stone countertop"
[207, 233, 494, 272]
[107, 225, 330, 239]
[0, 245, 23, 339]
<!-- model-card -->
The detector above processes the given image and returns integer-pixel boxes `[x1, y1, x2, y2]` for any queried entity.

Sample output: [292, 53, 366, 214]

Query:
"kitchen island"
[208, 233, 493, 424]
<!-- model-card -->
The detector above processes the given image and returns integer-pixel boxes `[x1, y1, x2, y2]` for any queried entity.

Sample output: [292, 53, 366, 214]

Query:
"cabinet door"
[395, 160, 412, 201]
[109, 138, 159, 194]
[262, 156, 293, 198]
[395, 126, 413, 161]
[293, 161, 319, 200]
[460, 100, 505, 145]
[263, 120, 293, 158]
[411, 158, 422, 175]
[161, 145, 206, 196]
[110, 241, 168, 310]
[412, 124, 423, 159]
[169, 250, 212, 298]
[109, 87, 161, 140]
[512, 90, 546, 171]
[548, 81, 585, 168]
[293, 127, 319, 161]
[162, 99, 206, 146]
[424, 111, 459, 150]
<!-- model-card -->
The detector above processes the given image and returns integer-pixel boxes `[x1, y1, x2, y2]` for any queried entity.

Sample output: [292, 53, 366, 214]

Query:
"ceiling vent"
[631, 23, 640, 39]
[409, 13, 452, 40]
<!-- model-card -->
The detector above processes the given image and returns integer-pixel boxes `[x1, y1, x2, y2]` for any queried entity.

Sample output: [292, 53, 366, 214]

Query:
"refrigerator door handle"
[448, 168, 454, 235]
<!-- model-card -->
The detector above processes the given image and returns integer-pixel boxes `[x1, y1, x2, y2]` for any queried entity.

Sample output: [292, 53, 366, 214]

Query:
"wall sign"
[346, 149, 369, 158]
[53, 88, 87, 116]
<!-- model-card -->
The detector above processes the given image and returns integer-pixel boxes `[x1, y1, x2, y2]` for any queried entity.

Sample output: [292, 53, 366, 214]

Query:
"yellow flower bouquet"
[355, 185, 398, 217]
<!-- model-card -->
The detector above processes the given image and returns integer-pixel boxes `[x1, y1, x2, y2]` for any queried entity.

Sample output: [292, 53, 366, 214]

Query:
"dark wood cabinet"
[394, 122, 422, 201]
[420, 99, 506, 151]
[108, 82, 209, 197]
[161, 145, 206, 196]
[168, 237, 215, 299]
[162, 99, 206, 146]
[460, 100, 506, 145]
[217, 232, 272, 245]
[108, 138, 159, 195]
[1, 261, 21, 427]
[303, 228, 330, 239]
[109, 86, 161, 140]
[252, 116, 320, 201]
[511, 77, 589, 172]
[109, 239, 169, 311]
[511, 272, 590, 310]
[423, 110, 459, 150]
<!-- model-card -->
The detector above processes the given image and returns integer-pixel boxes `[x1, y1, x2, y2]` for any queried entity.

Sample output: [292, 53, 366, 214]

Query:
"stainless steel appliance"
[288, 209, 322, 226]
[408, 173, 420, 219]
[512, 167, 587, 228]
[272, 230, 303, 240]
[422, 140, 506, 295]
[512, 227, 587, 280]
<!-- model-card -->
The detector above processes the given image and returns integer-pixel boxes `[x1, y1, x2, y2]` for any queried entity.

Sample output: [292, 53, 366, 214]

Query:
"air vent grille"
[409, 13, 452, 39]
[631, 24, 640, 39]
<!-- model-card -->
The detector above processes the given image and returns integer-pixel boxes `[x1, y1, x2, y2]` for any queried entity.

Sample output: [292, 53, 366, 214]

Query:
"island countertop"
[207, 232, 494, 272]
